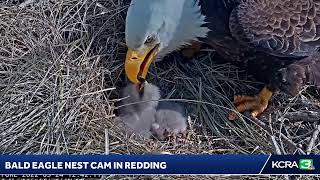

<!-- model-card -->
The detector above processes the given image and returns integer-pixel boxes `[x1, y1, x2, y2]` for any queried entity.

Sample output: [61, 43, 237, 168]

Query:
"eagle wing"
[230, 0, 320, 57]
[228, 0, 320, 94]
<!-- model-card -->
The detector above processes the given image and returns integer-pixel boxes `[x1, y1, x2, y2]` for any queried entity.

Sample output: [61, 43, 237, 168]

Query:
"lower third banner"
[0, 155, 319, 175]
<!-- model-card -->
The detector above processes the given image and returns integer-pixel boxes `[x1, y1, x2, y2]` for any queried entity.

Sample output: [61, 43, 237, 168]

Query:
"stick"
[271, 136, 282, 155]
[306, 124, 320, 155]
[105, 129, 109, 155]
[278, 133, 306, 155]
[242, 113, 306, 155]
[19, 0, 35, 8]
[284, 111, 320, 122]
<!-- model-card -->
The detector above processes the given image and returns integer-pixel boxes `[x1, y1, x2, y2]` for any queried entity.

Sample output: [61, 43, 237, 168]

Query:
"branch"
[271, 136, 282, 155]
[242, 113, 306, 155]
[284, 111, 320, 122]
[306, 124, 320, 155]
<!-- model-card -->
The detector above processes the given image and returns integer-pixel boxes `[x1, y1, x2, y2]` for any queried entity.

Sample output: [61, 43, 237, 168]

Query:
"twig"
[63, 88, 116, 100]
[268, 114, 282, 155]
[244, 113, 306, 155]
[19, 0, 35, 8]
[278, 133, 306, 155]
[306, 124, 320, 155]
[284, 111, 320, 122]
[284, 175, 290, 180]
[271, 136, 282, 155]
[277, 116, 287, 154]
[105, 129, 109, 155]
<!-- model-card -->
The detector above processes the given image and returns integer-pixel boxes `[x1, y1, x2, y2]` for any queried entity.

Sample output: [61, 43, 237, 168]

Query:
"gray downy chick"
[117, 82, 160, 139]
[119, 82, 160, 115]
[151, 101, 188, 140]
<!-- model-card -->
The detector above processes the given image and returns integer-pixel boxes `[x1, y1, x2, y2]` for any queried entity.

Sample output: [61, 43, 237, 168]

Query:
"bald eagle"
[124, 0, 320, 119]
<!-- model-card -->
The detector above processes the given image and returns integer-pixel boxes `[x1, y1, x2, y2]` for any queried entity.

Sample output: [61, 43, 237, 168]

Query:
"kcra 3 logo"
[272, 159, 315, 170]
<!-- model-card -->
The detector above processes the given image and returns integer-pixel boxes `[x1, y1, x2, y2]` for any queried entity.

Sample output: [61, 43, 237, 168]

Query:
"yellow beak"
[125, 45, 158, 84]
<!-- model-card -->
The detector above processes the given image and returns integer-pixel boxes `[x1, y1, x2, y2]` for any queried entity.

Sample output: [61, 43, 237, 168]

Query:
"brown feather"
[229, 0, 320, 56]
[278, 52, 320, 95]
[200, 0, 319, 95]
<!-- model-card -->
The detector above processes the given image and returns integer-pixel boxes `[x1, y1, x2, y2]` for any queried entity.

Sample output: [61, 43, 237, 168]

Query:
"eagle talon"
[228, 87, 273, 120]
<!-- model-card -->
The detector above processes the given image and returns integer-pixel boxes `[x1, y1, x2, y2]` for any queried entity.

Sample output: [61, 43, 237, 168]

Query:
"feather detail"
[158, 0, 210, 58]
[229, 0, 320, 57]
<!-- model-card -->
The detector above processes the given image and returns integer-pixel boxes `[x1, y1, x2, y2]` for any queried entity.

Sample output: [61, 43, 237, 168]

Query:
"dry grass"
[0, 0, 126, 154]
[0, 0, 319, 165]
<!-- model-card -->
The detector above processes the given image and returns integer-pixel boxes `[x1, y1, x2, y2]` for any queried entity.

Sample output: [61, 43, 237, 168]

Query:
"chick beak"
[138, 81, 145, 92]
[136, 81, 146, 97]
[125, 45, 159, 84]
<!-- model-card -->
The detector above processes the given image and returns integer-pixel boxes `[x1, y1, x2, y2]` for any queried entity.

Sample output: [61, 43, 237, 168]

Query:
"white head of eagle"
[125, 0, 209, 83]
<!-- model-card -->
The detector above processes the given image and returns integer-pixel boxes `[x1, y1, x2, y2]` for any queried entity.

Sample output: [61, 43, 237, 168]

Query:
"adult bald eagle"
[124, 0, 320, 119]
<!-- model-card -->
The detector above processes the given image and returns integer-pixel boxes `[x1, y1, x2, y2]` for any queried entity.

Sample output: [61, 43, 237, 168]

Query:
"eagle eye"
[144, 36, 154, 45]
